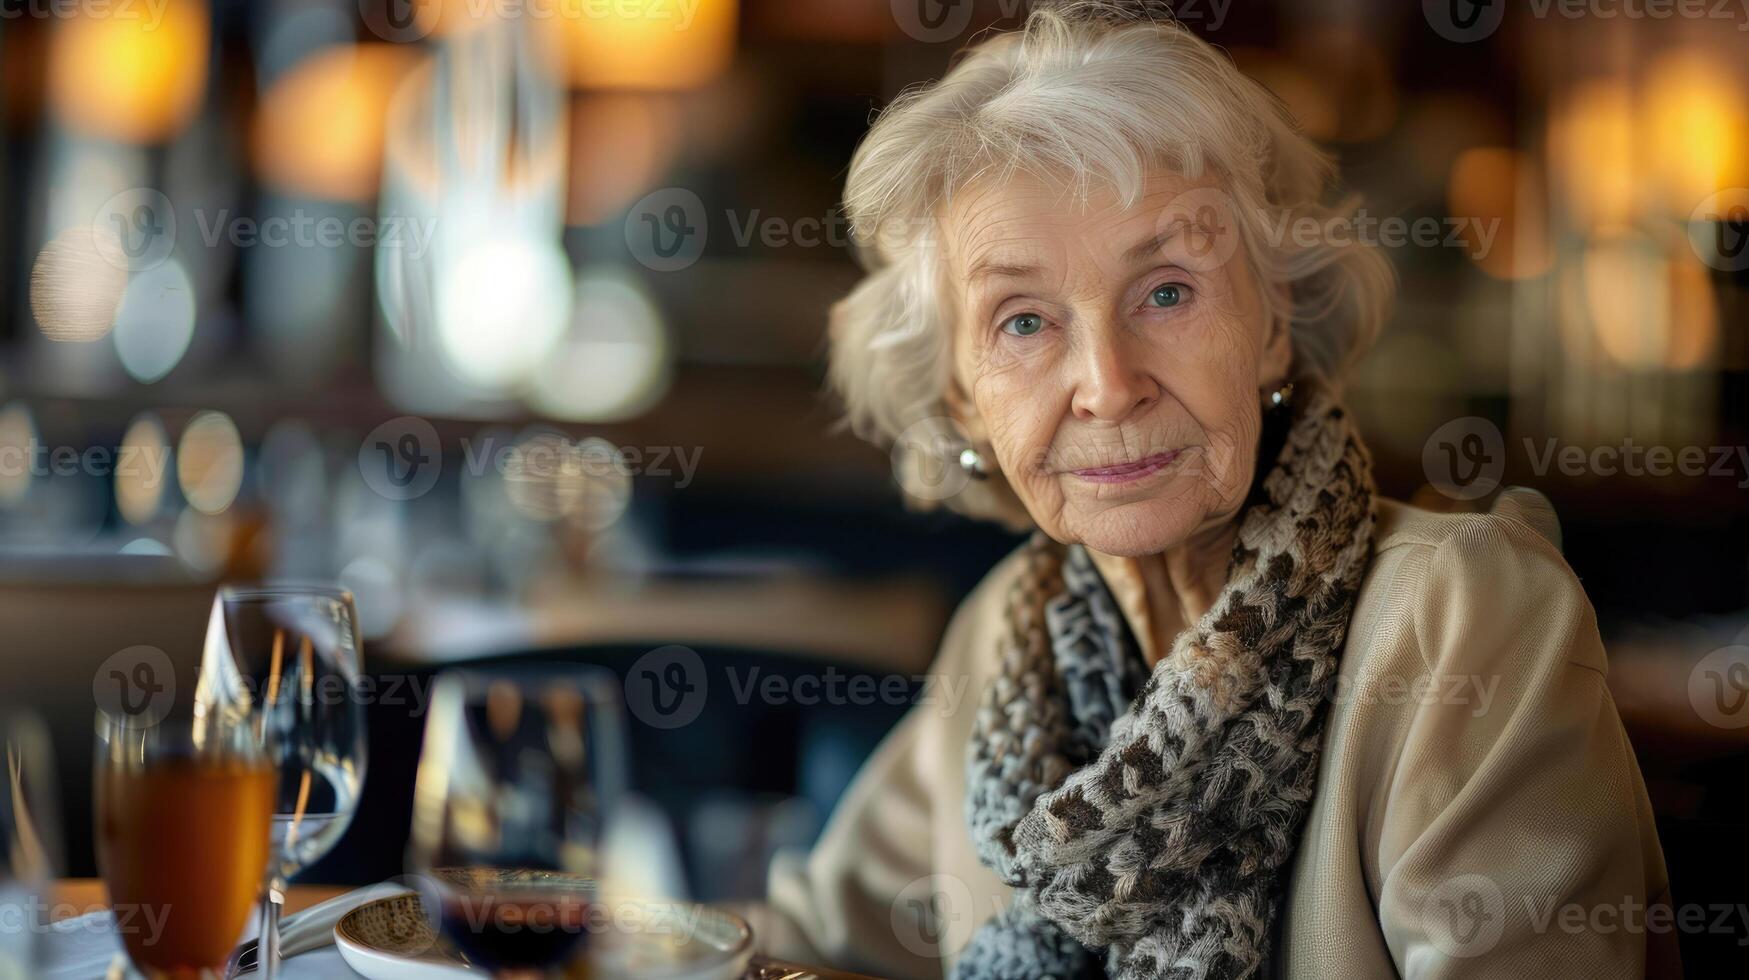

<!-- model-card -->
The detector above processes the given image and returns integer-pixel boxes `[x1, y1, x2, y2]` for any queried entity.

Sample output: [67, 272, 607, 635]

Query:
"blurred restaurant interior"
[1, 0, 1748, 974]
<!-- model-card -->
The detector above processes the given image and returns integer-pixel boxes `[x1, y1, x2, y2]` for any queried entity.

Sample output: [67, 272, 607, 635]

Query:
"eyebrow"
[964, 258, 1040, 284]
[1123, 225, 1186, 263]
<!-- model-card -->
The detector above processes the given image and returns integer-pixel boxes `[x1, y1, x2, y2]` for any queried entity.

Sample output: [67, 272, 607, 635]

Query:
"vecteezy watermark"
[361, 0, 704, 43]
[1330, 671, 1500, 719]
[358, 419, 703, 503]
[190, 210, 437, 260]
[92, 190, 438, 273]
[1425, 875, 1749, 954]
[1689, 188, 1749, 273]
[620, 645, 970, 731]
[1423, 417, 1749, 500]
[1423, 874, 1507, 957]
[0, 440, 171, 486]
[359, 416, 444, 502]
[890, 0, 1233, 43]
[623, 645, 709, 729]
[1689, 645, 1749, 729]
[1427, 0, 1749, 42]
[0, 896, 171, 947]
[1422, 417, 1508, 501]
[891, 417, 973, 503]
[0, 0, 168, 27]
[94, 646, 177, 727]
[92, 645, 438, 727]
[890, 874, 980, 959]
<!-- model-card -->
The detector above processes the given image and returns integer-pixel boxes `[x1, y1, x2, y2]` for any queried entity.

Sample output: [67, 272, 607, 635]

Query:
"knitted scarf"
[955, 392, 1377, 980]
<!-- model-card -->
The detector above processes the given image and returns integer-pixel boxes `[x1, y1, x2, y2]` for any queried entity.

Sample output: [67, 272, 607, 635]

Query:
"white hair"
[826, 1, 1396, 522]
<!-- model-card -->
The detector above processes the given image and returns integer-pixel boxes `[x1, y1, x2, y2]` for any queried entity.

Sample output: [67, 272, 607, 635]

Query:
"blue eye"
[1148, 284, 1184, 308]
[1001, 313, 1044, 337]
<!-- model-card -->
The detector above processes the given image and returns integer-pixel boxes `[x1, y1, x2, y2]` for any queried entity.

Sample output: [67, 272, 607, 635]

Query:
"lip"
[1069, 449, 1182, 485]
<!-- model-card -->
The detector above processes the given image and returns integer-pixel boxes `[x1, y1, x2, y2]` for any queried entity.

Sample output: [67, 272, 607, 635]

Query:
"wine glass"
[1, 709, 60, 979]
[408, 669, 627, 978]
[199, 584, 367, 979]
[95, 701, 275, 978]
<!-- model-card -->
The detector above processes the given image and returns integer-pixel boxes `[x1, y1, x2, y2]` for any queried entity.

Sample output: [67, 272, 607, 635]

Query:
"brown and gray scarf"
[955, 392, 1377, 980]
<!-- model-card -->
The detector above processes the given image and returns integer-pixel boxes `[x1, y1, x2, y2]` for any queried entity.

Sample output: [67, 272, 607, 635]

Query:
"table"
[51, 881, 883, 980]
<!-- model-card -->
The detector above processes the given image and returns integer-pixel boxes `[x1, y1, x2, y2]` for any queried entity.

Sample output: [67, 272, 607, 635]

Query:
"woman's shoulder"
[1360, 487, 1605, 677]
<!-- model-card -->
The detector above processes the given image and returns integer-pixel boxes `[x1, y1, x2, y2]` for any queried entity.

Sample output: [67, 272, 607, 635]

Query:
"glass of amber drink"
[95, 703, 276, 979]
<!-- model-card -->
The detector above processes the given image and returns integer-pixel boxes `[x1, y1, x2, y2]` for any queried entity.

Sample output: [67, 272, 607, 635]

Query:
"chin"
[1058, 498, 1207, 558]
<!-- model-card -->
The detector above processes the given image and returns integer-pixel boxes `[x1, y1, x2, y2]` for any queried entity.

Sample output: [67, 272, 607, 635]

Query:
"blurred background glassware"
[408, 669, 628, 977]
[199, 584, 367, 979]
[1, 710, 61, 980]
[94, 700, 275, 978]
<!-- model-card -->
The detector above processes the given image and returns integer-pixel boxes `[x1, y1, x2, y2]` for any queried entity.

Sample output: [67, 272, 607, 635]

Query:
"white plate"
[333, 890, 754, 980]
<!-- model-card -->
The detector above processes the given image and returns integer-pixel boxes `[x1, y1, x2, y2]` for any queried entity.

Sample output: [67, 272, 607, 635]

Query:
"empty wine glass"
[199, 584, 367, 979]
[408, 669, 627, 978]
[1, 709, 59, 979]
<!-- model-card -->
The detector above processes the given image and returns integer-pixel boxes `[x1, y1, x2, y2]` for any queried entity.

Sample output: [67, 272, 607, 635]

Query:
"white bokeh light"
[113, 258, 197, 383]
[529, 268, 671, 422]
[436, 237, 571, 387]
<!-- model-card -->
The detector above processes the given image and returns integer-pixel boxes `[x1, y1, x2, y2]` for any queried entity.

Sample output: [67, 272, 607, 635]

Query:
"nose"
[1069, 324, 1158, 423]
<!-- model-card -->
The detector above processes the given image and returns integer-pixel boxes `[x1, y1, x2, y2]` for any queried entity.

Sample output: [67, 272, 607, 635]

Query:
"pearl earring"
[958, 447, 989, 480]
[1265, 381, 1294, 411]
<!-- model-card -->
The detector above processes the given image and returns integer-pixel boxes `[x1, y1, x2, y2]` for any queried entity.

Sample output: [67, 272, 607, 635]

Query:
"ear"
[943, 373, 989, 445]
[1257, 285, 1294, 387]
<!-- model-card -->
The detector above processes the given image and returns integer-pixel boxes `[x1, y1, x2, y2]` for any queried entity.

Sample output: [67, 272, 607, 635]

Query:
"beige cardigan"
[752, 490, 1676, 979]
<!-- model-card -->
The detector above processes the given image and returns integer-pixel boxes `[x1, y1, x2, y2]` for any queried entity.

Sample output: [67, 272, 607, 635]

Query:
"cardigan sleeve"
[747, 563, 999, 980]
[1374, 510, 1677, 979]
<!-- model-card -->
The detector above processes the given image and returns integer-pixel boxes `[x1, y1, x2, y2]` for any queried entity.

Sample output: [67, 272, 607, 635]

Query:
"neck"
[1086, 519, 1240, 668]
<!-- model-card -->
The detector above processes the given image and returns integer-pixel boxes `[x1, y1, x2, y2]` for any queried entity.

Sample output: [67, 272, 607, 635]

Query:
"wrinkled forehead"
[936, 167, 1235, 272]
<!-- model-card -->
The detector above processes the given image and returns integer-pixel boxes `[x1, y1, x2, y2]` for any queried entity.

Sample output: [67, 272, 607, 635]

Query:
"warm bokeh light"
[254, 44, 420, 203]
[176, 410, 244, 516]
[1572, 234, 1715, 373]
[566, 94, 682, 226]
[1642, 49, 1745, 211]
[47, 0, 209, 143]
[28, 227, 129, 342]
[502, 431, 631, 531]
[255, 44, 418, 203]
[1553, 80, 1639, 231]
[116, 413, 170, 526]
[1448, 147, 1553, 281]
[539, 0, 737, 90]
[1282, 29, 1397, 144]
[1232, 49, 1337, 142]
[0, 403, 37, 507]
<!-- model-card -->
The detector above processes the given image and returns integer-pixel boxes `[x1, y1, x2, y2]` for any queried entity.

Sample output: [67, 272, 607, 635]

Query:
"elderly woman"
[751, 3, 1673, 978]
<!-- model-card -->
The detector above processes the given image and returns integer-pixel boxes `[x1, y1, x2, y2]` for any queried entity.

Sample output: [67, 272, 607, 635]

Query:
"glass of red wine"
[407, 669, 627, 978]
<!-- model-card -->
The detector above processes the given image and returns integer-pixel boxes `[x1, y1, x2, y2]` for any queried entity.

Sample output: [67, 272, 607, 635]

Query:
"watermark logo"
[1422, 417, 1506, 501]
[92, 188, 175, 273]
[1424, 0, 1506, 42]
[624, 645, 707, 729]
[358, 416, 443, 502]
[93, 645, 175, 726]
[626, 187, 707, 272]
[1158, 186, 1244, 274]
[1424, 873, 1506, 957]
[891, 0, 976, 43]
[361, 0, 438, 43]
[891, 418, 972, 502]
[1689, 188, 1749, 273]
[1689, 645, 1749, 729]
[891, 874, 977, 959]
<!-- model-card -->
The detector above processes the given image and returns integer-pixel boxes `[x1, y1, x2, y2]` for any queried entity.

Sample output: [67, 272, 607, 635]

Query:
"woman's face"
[941, 170, 1292, 558]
